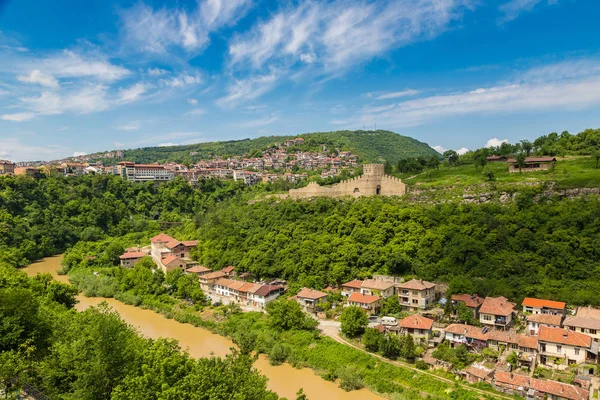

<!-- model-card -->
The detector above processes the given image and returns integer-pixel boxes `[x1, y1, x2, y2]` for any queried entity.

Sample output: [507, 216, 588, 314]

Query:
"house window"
[556, 345, 562, 353]
[483, 315, 492, 321]
[412, 299, 418, 304]
[575, 348, 580, 356]
[591, 330, 597, 335]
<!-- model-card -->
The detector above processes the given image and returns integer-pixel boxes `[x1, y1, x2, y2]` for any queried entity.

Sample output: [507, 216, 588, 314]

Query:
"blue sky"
[1, 0, 600, 161]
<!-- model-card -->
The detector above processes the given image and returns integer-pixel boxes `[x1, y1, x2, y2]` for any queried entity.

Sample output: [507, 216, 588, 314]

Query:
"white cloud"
[187, 98, 198, 105]
[456, 147, 469, 155]
[375, 89, 420, 100]
[433, 145, 447, 154]
[498, 0, 557, 23]
[485, 138, 508, 148]
[40, 50, 130, 81]
[0, 138, 70, 162]
[17, 70, 59, 88]
[57, 126, 70, 132]
[158, 142, 178, 147]
[1, 112, 36, 122]
[229, 0, 473, 72]
[148, 67, 168, 76]
[22, 85, 109, 115]
[337, 58, 600, 128]
[73, 151, 88, 157]
[217, 72, 279, 107]
[119, 0, 252, 55]
[118, 82, 148, 103]
[236, 115, 278, 128]
[115, 122, 141, 131]
[160, 72, 202, 88]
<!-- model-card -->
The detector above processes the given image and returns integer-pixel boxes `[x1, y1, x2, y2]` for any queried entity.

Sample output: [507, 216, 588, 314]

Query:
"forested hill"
[93, 130, 439, 165]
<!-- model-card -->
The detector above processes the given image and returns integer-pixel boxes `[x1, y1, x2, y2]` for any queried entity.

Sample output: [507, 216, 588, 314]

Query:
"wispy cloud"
[119, 0, 252, 55]
[118, 82, 149, 103]
[217, 72, 280, 107]
[21, 85, 109, 115]
[17, 70, 59, 88]
[498, 0, 558, 23]
[334, 57, 600, 128]
[115, 121, 141, 131]
[0, 137, 70, 162]
[1, 112, 36, 122]
[38, 50, 130, 81]
[375, 89, 420, 100]
[236, 115, 278, 128]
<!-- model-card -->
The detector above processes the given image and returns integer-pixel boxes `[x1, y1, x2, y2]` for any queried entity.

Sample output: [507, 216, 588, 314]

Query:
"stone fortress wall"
[287, 164, 406, 199]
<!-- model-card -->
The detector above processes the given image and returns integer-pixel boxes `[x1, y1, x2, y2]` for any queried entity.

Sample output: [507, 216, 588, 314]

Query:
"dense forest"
[0, 264, 279, 399]
[90, 130, 439, 165]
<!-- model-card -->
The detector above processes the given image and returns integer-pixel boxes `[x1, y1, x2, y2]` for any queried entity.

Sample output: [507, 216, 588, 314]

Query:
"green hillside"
[91, 130, 439, 165]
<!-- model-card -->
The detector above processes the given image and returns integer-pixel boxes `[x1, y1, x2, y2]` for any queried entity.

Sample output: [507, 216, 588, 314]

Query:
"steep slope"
[91, 130, 439, 165]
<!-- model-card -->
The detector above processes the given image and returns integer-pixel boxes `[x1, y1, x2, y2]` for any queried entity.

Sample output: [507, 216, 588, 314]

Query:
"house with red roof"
[462, 363, 494, 384]
[119, 250, 149, 268]
[341, 279, 364, 296]
[451, 294, 485, 319]
[564, 306, 600, 342]
[506, 156, 557, 173]
[522, 297, 566, 316]
[479, 296, 516, 330]
[347, 292, 381, 315]
[361, 279, 396, 298]
[538, 326, 598, 369]
[492, 370, 589, 400]
[398, 315, 434, 339]
[527, 313, 564, 336]
[150, 233, 199, 273]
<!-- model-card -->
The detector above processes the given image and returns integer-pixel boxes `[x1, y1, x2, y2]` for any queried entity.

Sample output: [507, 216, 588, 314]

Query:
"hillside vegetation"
[93, 130, 439, 165]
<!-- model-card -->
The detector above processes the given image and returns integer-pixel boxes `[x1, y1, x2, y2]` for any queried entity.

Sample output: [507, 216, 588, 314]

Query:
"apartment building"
[522, 298, 566, 316]
[115, 161, 174, 182]
[0, 160, 15, 175]
[150, 233, 199, 273]
[397, 279, 436, 311]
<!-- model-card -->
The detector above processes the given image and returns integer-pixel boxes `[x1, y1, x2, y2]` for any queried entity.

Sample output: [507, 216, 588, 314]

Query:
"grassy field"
[400, 156, 600, 189]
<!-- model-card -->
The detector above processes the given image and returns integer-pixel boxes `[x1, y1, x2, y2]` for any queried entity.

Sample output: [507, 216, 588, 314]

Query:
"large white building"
[115, 161, 174, 182]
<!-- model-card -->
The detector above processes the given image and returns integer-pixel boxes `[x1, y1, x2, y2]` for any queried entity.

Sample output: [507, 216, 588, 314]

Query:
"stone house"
[295, 288, 328, 314]
[507, 157, 557, 173]
[522, 298, 566, 316]
[479, 296, 516, 330]
[397, 279, 436, 311]
[564, 307, 600, 342]
[527, 313, 563, 336]
[538, 326, 598, 369]
[347, 292, 381, 315]
[462, 363, 494, 383]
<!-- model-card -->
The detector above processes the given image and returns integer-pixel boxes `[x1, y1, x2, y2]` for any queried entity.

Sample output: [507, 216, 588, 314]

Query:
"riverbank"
[22, 256, 384, 400]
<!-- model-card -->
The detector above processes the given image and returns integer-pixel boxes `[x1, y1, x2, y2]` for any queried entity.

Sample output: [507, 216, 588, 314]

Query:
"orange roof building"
[479, 296, 516, 330]
[522, 297, 566, 315]
[399, 315, 434, 331]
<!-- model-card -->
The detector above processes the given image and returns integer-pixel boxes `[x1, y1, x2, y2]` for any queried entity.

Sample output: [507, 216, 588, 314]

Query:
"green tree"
[507, 351, 519, 370]
[380, 334, 402, 359]
[296, 388, 308, 400]
[482, 169, 495, 181]
[380, 296, 401, 316]
[455, 302, 475, 325]
[362, 328, 382, 352]
[400, 334, 416, 361]
[443, 150, 459, 165]
[267, 299, 317, 331]
[516, 152, 526, 173]
[340, 306, 368, 337]
[520, 140, 533, 156]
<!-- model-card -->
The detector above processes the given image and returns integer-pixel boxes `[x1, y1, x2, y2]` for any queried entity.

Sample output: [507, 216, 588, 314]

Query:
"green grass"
[400, 156, 600, 189]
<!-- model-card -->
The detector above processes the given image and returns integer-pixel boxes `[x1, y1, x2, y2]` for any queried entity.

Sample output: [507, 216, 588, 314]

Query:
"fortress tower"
[287, 163, 406, 199]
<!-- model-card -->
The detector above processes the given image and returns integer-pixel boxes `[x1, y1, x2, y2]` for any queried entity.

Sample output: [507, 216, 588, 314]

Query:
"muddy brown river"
[23, 255, 384, 400]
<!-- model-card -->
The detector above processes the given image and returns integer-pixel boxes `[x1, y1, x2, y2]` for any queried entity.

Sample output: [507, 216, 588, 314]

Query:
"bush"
[415, 360, 429, 370]
[337, 365, 364, 391]
[268, 343, 290, 366]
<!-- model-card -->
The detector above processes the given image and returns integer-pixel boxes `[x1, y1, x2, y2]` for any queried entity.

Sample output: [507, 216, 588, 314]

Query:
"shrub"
[268, 343, 290, 366]
[337, 365, 364, 391]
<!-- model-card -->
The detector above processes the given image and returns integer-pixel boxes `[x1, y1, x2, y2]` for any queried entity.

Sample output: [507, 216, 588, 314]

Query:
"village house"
[462, 363, 494, 384]
[493, 371, 531, 397]
[347, 292, 381, 315]
[538, 326, 598, 369]
[527, 313, 564, 336]
[479, 296, 516, 330]
[199, 271, 227, 292]
[0, 160, 15, 175]
[507, 157, 557, 173]
[119, 250, 149, 268]
[295, 288, 328, 314]
[564, 307, 600, 342]
[14, 166, 42, 179]
[185, 265, 212, 276]
[493, 371, 589, 400]
[522, 298, 566, 316]
[445, 324, 489, 350]
[451, 294, 485, 319]
[398, 315, 434, 340]
[221, 266, 235, 277]
[360, 279, 396, 298]
[341, 279, 363, 296]
[397, 279, 436, 311]
[247, 284, 285, 309]
[150, 233, 199, 273]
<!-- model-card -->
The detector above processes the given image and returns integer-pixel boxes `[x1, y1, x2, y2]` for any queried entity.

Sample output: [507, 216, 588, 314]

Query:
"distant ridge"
[89, 130, 440, 165]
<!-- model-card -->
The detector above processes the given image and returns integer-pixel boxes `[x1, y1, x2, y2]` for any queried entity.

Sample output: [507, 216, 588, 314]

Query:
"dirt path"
[318, 322, 514, 400]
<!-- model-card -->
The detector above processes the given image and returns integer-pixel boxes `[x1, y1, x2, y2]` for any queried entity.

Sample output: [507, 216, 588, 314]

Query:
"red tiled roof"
[479, 296, 515, 316]
[200, 271, 227, 280]
[151, 233, 176, 243]
[119, 251, 147, 259]
[488, 330, 519, 344]
[348, 292, 381, 304]
[463, 364, 493, 380]
[539, 326, 592, 348]
[186, 265, 211, 273]
[518, 335, 539, 349]
[342, 279, 364, 289]
[399, 315, 434, 330]
[361, 279, 394, 290]
[526, 313, 563, 326]
[297, 287, 328, 300]
[494, 371, 529, 387]
[221, 266, 235, 274]
[452, 294, 484, 308]
[161, 254, 181, 265]
[522, 297, 566, 310]
[253, 284, 284, 297]
[181, 240, 199, 247]
[564, 316, 600, 331]
[506, 157, 557, 163]
[445, 324, 489, 341]
[398, 279, 436, 291]
[530, 378, 589, 400]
